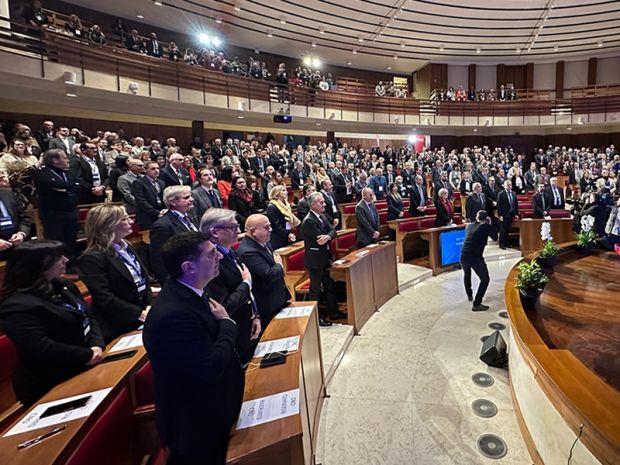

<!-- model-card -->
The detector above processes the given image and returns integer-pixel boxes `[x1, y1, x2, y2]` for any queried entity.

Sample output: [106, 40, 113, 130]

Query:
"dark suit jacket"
[145, 39, 162, 57]
[266, 204, 293, 250]
[159, 165, 191, 188]
[150, 211, 198, 284]
[433, 179, 454, 200]
[191, 186, 223, 223]
[465, 192, 486, 222]
[322, 191, 340, 225]
[434, 199, 453, 227]
[69, 156, 109, 204]
[296, 197, 311, 224]
[409, 183, 428, 217]
[290, 169, 306, 191]
[35, 129, 54, 151]
[387, 194, 404, 220]
[0, 189, 32, 241]
[301, 211, 336, 269]
[143, 279, 243, 460]
[0, 279, 104, 406]
[78, 246, 151, 342]
[205, 248, 254, 363]
[331, 172, 352, 204]
[546, 185, 565, 209]
[125, 35, 144, 53]
[460, 222, 491, 262]
[497, 190, 519, 219]
[250, 156, 268, 175]
[236, 237, 290, 325]
[356, 200, 380, 246]
[131, 176, 165, 229]
[228, 190, 254, 227]
[532, 192, 550, 218]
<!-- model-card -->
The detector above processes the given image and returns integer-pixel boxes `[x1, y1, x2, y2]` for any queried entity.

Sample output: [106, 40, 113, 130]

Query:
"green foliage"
[539, 240, 558, 259]
[515, 259, 549, 294]
[575, 230, 597, 247]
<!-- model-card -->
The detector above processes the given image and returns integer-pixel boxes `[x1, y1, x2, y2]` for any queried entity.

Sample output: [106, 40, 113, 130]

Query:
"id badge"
[0, 216, 14, 230]
[136, 277, 146, 294]
[332, 203, 337, 213]
[378, 185, 383, 192]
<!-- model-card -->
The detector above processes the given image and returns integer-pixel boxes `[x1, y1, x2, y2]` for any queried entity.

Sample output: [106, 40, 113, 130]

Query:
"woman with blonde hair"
[78, 204, 151, 342]
[266, 185, 300, 249]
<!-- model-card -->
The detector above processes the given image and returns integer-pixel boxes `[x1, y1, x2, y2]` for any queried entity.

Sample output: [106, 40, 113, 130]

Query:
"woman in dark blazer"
[386, 183, 405, 220]
[228, 176, 255, 230]
[510, 168, 526, 195]
[434, 188, 454, 227]
[266, 185, 300, 250]
[0, 241, 105, 406]
[79, 204, 151, 342]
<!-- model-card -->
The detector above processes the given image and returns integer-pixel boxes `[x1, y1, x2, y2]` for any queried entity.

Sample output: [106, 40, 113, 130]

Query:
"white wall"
[447, 65, 468, 89]
[564, 60, 588, 88]
[477, 66, 496, 90]
[533, 63, 555, 90]
[597, 57, 620, 86]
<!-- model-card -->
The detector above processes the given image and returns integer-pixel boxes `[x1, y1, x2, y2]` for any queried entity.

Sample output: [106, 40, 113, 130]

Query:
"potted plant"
[537, 222, 558, 269]
[575, 215, 597, 252]
[515, 259, 549, 308]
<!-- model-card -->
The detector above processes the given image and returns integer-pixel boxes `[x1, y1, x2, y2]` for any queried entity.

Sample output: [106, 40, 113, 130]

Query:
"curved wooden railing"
[505, 245, 620, 465]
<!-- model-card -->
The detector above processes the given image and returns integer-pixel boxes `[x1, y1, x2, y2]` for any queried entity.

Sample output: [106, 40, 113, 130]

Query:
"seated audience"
[88, 24, 106, 45]
[266, 185, 299, 250]
[0, 240, 105, 406]
[125, 29, 144, 53]
[79, 204, 151, 342]
[64, 14, 84, 38]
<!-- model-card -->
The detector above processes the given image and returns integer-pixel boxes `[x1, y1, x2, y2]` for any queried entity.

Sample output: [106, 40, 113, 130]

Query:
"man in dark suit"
[295, 184, 315, 231]
[532, 183, 550, 218]
[368, 168, 387, 200]
[460, 210, 492, 311]
[250, 150, 269, 176]
[356, 187, 380, 247]
[483, 176, 501, 242]
[145, 32, 162, 57]
[200, 209, 261, 363]
[69, 142, 108, 204]
[546, 177, 565, 210]
[290, 161, 307, 191]
[321, 179, 341, 228]
[497, 180, 519, 249]
[434, 171, 453, 200]
[237, 214, 290, 327]
[149, 186, 199, 284]
[409, 174, 429, 217]
[332, 164, 353, 204]
[35, 120, 55, 151]
[125, 29, 144, 53]
[143, 232, 244, 465]
[301, 192, 346, 326]
[191, 167, 223, 222]
[131, 161, 166, 229]
[465, 182, 487, 223]
[211, 139, 224, 166]
[0, 170, 32, 259]
[159, 153, 191, 187]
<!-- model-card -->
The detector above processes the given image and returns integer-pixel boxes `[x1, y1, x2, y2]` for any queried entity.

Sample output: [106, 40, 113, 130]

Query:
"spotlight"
[199, 33, 211, 45]
[311, 40, 316, 48]
[65, 84, 77, 98]
[318, 26, 325, 35]
[315, 120, 322, 126]
[311, 57, 321, 68]
[473, 128, 478, 132]
[408, 135, 417, 143]
[234, 3, 241, 11]
[279, 16, 286, 24]
[63, 71, 77, 85]
[439, 45, 444, 51]
[267, 30, 273, 38]
[553, 44, 559, 51]
[153, 0, 162, 5]
[516, 47, 521, 53]
[237, 110, 245, 119]
[128, 82, 139, 94]
[394, 117, 400, 124]
[387, 66, 392, 70]
[358, 36, 364, 43]
[352, 49, 357, 54]
[212, 36, 222, 47]
[597, 40, 603, 47]
[347, 61, 352, 65]
[394, 55, 399, 60]
[303, 56, 312, 67]
[476, 47, 481, 54]
[215, 16, 222, 24]
[137, 13, 144, 19]
[329, 112, 336, 120]
[400, 41, 406, 48]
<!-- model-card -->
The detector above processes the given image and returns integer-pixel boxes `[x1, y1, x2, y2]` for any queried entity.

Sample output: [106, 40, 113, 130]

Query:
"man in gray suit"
[117, 158, 145, 214]
[48, 126, 76, 155]
[191, 167, 222, 223]
[355, 187, 380, 247]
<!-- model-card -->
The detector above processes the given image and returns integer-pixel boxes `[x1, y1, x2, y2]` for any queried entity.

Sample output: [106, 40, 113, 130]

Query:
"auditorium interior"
[1, 0, 620, 464]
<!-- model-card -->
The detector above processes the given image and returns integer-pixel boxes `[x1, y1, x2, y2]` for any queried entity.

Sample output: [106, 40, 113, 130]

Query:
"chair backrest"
[425, 206, 437, 215]
[287, 249, 305, 271]
[453, 215, 463, 225]
[549, 209, 570, 218]
[0, 335, 18, 413]
[517, 195, 531, 202]
[335, 231, 356, 250]
[521, 210, 534, 218]
[133, 361, 154, 408]
[375, 201, 388, 210]
[378, 211, 388, 224]
[399, 219, 420, 232]
[231, 241, 240, 251]
[343, 204, 356, 214]
[420, 218, 436, 229]
[64, 386, 139, 465]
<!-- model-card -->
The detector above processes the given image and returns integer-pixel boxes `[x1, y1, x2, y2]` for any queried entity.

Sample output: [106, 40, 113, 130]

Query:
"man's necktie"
[181, 215, 196, 231]
[541, 194, 546, 211]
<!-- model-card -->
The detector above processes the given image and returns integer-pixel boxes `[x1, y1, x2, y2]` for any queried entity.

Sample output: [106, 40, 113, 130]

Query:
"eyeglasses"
[213, 223, 239, 232]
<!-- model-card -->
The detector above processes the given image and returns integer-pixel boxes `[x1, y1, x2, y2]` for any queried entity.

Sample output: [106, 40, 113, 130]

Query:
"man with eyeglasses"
[200, 209, 261, 362]
[117, 158, 145, 214]
[69, 142, 109, 204]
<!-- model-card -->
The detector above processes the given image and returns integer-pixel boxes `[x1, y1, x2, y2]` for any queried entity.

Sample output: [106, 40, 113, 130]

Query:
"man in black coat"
[145, 32, 163, 57]
[465, 182, 486, 223]
[332, 164, 354, 204]
[532, 183, 550, 219]
[143, 232, 244, 465]
[301, 192, 346, 326]
[483, 176, 501, 241]
[460, 210, 492, 311]
[355, 187, 380, 247]
[0, 171, 32, 260]
[409, 174, 429, 217]
[433, 171, 453, 200]
[321, 179, 341, 228]
[35, 120, 55, 151]
[131, 161, 166, 229]
[497, 180, 519, 249]
[295, 185, 315, 238]
[237, 214, 291, 328]
[159, 153, 191, 187]
[290, 161, 307, 191]
[201, 209, 261, 363]
[149, 186, 199, 284]
[69, 142, 109, 205]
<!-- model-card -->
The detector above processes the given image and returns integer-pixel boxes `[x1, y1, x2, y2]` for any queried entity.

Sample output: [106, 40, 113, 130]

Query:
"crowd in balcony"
[375, 81, 408, 98]
[432, 85, 518, 102]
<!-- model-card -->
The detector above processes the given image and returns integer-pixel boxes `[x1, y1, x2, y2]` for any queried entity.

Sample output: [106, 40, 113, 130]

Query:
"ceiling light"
[347, 61, 352, 65]
[215, 15, 222, 24]
[267, 30, 273, 38]
[400, 41, 406, 48]
[352, 49, 357, 54]
[311, 40, 316, 48]
[137, 13, 144, 19]
[567, 127, 572, 131]
[237, 110, 245, 119]
[279, 16, 286, 24]
[311, 57, 321, 68]
[254, 48, 259, 54]
[234, 3, 241, 11]
[387, 66, 392, 70]
[358, 36, 364, 43]
[303, 56, 312, 67]
[198, 33, 211, 45]
[393, 55, 398, 60]
[476, 47, 481, 54]
[318, 26, 325, 35]
[597, 40, 603, 47]
[473, 128, 478, 132]
[439, 45, 444, 51]
[315, 120, 322, 126]
[553, 44, 559, 51]
[516, 47, 521, 53]
[153, 1, 162, 5]
[408, 135, 417, 143]
[211, 36, 221, 47]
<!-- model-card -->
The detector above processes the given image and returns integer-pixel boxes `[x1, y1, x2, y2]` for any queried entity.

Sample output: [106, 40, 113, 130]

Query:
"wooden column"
[326, 131, 336, 146]
[525, 62, 534, 89]
[496, 64, 505, 88]
[587, 58, 597, 86]
[556, 61, 565, 99]
[468, 64, 476, 89]
[191, 120, 204, 143]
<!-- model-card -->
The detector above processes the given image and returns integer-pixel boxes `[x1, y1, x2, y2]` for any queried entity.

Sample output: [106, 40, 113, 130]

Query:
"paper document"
[366, 243, 379, 248]
[4, 388, 113, 437]
[355, 250, 369, 258]
[109, 333, 143, 353]
[274, 306, 314, 319]
[254, 336, 300, 358]
[236, 389, 300, 430]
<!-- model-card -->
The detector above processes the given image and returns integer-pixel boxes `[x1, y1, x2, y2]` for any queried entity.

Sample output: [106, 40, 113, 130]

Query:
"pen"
[17, 425, 68, 449]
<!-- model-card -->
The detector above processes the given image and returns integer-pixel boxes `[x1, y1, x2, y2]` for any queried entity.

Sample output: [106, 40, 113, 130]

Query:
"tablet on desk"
[101, 349, 138, 364]
[40, 395, 92, 419]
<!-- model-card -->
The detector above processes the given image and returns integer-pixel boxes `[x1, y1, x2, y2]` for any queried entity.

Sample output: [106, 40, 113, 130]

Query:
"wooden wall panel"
[496, 64, 505, 89]
[468, 64, 476, 90]
[556, 61, 565, 99]
[588, 58, 597, 87]
[526, 62, 534, 89]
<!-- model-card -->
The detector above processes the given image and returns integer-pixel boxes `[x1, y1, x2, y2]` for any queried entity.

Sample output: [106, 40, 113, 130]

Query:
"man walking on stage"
[460, 210, 492, 311]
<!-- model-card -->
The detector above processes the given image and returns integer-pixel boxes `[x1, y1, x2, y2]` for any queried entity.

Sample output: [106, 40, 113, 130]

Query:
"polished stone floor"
[316, 258, 531, 465]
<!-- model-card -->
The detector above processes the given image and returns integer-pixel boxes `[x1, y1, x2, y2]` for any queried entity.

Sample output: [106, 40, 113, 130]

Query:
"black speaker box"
[479, 330, 508, 368]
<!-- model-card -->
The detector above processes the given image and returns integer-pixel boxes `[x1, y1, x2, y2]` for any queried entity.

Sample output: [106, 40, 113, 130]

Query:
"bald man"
[236, 214, 290, 326]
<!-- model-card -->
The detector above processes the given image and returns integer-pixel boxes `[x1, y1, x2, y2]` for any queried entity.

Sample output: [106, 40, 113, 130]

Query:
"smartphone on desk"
[260, 351, 287, 368]
[40, 395, 92, 419]
[101, 349, 138, 364]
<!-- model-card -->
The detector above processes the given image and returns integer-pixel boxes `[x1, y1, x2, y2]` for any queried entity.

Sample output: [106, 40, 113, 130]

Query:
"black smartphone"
[260, 351, 287, 368]
[40, 395, 92, 418]
[101, 349, 138, 364]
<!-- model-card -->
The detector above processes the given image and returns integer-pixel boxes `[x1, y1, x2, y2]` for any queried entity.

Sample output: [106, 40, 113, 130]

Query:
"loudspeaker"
[479, 331, 508, 368]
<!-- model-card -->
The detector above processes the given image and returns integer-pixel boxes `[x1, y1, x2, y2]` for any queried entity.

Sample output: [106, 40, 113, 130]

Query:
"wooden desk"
[387, 215, 436, 262]
[330, 242, 398, 334]
[227, 302, 325, 465]
[0, 332, 147, 465]
[418, 224, 467, 275]
[514, 217, 573, 255]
